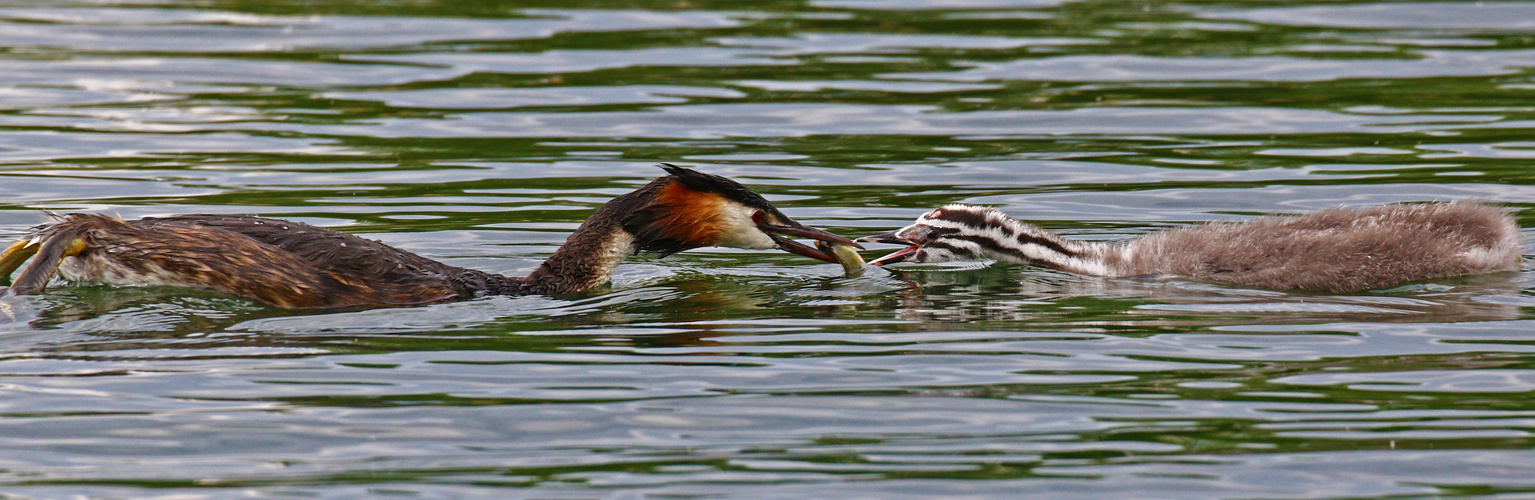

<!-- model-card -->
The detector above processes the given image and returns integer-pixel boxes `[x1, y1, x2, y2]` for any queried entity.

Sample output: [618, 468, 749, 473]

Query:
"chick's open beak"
[856, 231, 913, 246]
[761, 222, 862, 263]
[856, 231, 922, 266]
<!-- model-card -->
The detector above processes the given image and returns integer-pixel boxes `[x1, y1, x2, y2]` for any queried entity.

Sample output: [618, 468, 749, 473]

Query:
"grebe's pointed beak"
[857, 231, 921, 266]
[761, 221, 862, 263]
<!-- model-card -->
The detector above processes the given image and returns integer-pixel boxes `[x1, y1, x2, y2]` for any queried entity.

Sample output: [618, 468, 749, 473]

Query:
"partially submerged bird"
[0, 164, 859, 309]
[859, 202, 1523, 293]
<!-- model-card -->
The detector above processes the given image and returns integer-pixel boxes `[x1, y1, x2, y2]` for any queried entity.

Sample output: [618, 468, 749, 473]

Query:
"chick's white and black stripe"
[894, 205, 1110, 276]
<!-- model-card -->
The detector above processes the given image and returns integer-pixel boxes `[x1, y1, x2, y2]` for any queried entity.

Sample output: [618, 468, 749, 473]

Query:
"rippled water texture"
[2, 1, 1535, 498]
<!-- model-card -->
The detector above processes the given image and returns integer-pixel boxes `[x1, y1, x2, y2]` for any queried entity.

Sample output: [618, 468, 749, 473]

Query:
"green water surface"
[1, 0, 1534, 498]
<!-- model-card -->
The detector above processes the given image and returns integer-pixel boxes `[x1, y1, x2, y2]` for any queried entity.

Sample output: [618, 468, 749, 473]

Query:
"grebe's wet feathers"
[7, 213, 473, 308]
[1, 165, 858, 309]
[864, 202, 1522, 293]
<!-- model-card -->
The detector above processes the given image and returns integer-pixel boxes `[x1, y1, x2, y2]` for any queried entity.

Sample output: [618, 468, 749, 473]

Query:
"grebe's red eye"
[751, 211, 765, 224]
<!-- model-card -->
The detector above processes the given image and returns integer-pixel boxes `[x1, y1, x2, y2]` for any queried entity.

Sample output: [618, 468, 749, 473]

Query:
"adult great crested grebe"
[0, 164, 860, 309]
[859, 202, 1523, 293]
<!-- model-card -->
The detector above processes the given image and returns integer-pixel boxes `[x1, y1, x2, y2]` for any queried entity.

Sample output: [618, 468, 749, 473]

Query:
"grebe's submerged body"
[0, 165, 859, 309]
[861, 202, 1523, 293]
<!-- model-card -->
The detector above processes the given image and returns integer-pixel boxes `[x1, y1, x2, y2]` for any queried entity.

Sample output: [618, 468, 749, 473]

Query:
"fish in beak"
[761, 220, 863, 263]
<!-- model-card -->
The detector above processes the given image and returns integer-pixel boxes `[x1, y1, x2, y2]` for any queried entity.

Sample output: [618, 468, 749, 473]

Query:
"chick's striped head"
[858, 205, 1010, 265]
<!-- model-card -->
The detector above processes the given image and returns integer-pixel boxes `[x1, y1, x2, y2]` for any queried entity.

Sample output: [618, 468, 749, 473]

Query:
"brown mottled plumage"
[860, 202, 1524, 293]
[0, 165, 858, 309]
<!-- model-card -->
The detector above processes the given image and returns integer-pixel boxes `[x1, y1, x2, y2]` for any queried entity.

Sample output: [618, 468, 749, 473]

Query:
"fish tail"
[0, 237, 41, 285]
[8, 226, 89, 294]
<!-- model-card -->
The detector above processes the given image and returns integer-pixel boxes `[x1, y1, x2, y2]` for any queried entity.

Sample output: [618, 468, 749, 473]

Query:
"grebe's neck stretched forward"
[0, 164, 858, 309]
[859, 203, 1522, 293]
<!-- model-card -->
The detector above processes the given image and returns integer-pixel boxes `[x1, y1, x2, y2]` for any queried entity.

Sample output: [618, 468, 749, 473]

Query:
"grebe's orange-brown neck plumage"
[0, 164, 858, 309]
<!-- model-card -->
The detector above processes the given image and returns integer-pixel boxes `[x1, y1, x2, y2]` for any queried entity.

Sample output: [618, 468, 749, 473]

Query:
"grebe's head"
[622, 164, 860, 262]
[856, 204, 1010, 265]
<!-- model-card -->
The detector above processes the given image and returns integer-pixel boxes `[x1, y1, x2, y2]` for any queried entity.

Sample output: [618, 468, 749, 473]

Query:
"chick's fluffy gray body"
[886, 202, 1523, 293]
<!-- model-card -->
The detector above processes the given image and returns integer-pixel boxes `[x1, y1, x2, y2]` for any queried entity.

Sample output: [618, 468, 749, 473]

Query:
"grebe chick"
[0, 164, 859, 309]
[858, 202, 1523, 293]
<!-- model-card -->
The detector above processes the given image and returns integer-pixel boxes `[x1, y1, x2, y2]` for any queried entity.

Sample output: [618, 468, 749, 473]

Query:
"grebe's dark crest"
[860, 202, 1523, 293]
[0, 164, 859, 309]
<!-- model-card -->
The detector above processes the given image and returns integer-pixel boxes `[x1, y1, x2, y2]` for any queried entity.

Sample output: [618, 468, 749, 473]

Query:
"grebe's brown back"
[859, 202, 1523, 293]
[0, 164, 859, 309]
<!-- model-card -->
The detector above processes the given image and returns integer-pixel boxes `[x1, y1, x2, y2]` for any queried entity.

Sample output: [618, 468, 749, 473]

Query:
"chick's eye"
[751, 211, 765, 224]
